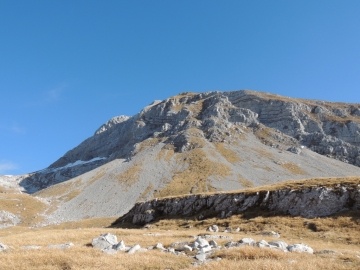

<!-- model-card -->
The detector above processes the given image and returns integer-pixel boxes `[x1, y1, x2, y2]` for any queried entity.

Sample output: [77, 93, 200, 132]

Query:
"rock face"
[117, 184, 360, 225]
[18, 90, 360, 193]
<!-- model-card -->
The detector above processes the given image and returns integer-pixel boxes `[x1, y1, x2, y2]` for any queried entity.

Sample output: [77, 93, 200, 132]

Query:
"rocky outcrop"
[117, 184, 360, 225]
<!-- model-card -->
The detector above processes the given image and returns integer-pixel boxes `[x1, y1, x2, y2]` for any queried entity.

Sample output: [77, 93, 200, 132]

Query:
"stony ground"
[0, 211, 359, 270]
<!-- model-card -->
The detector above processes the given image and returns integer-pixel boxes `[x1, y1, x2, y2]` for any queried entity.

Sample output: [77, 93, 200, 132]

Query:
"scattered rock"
[113, 240, 126, 251]
[198, 245, 212, 253]
[315, 249, 342, 255]
[21, 245, 41, 250]
[201, 234, 232, 240]
[195, 237, 210, 248]
[179, 245, 192, 252]
[209, 240, 218, 248]
[167, 248, 175, 253]
[262, 231, 280, 238]
[256, 240, 273, 248]
[268, 241, 288, 250]
[102, 246, 117, 254]
[207, 225, 219, 232]
[47, 243, 74, 249]
[287, 243, 314, 254]
[239, 238, 256, 246]
[92, 233, 118, 250]
[287, 146, 301, 155]
[128, 244, 141, 254]
[0, 243, 9, 252]
[195, 253, 207, 262]
[154, 243, 165, 250]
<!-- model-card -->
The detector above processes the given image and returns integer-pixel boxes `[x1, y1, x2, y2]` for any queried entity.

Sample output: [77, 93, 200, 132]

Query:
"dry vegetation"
[156, 144, 176, 163]
[149, 176, 360, 201]
[154, 148, 230, 198]
[137, 138, 162, 153]
[0, 193, 47, 225]
[252, 147, 274, 158]
[187, 99, 205, 117]
[138, 183, 154, 201]
[1, 207, 359, 270]
[1, 177, 360, 269]
[115, 162, 142, 191]
[214, 142, 242, 163]
[35, 180, 78, 199]
[280, 162, 307, 175]
[238, 174, 254, 188]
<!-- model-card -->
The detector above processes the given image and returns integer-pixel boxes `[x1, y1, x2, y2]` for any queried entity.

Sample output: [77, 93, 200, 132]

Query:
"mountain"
[3, 90, 360, 224]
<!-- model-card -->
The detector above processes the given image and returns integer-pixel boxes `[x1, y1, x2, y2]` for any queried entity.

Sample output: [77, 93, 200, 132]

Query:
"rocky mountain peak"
[16, 90, 360, 199]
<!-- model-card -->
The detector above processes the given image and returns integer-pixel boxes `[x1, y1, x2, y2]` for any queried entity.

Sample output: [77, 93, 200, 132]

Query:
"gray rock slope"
[20, 90, 360, 193]
[6, 90, 360, 223]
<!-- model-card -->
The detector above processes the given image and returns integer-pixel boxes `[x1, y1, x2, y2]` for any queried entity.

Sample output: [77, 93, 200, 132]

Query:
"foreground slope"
[0, 178, 359, 270]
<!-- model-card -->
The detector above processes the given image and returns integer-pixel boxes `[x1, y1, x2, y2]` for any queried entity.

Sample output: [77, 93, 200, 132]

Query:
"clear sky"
[1, 0, 360, 174]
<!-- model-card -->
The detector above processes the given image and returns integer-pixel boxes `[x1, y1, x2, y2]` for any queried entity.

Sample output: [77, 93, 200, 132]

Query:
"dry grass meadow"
[1, 177, 359, 269]
[0, 207, 359, 270]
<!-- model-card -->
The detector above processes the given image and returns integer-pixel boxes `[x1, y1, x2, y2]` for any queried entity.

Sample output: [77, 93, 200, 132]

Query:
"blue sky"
[1, 1, 360, 174]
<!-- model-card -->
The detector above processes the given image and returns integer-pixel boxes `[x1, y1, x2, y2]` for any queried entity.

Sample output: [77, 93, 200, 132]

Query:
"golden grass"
[214, 143, 242, 163]
[0, 228, 193, 270]
[254, 124, 288, 148]
[252, 147, 274, 158]
[238, 174, 254, 188]
[156, 145, 176, 163]
[280, 162, 307, 175]
[0, 193, 47, 226]
[187, 135, 206, 149]
[212, 246, 286, 260]
[187, 99, 205, 117]
[1, 207, 360, 270]
[58, 190, 81, 202]
[35, 181, 75, 198]
[138, 183, 154, 201]
[230, 176, 360, 196]
[204, 249, 360, 270]
[154, 148, 230, 198]
[148, 176, 360, 201]
[116, 162, 142, 190]
[137, 138, 162, 153]
[87, 171, 106, 186]
[150, 209, 360, 247]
